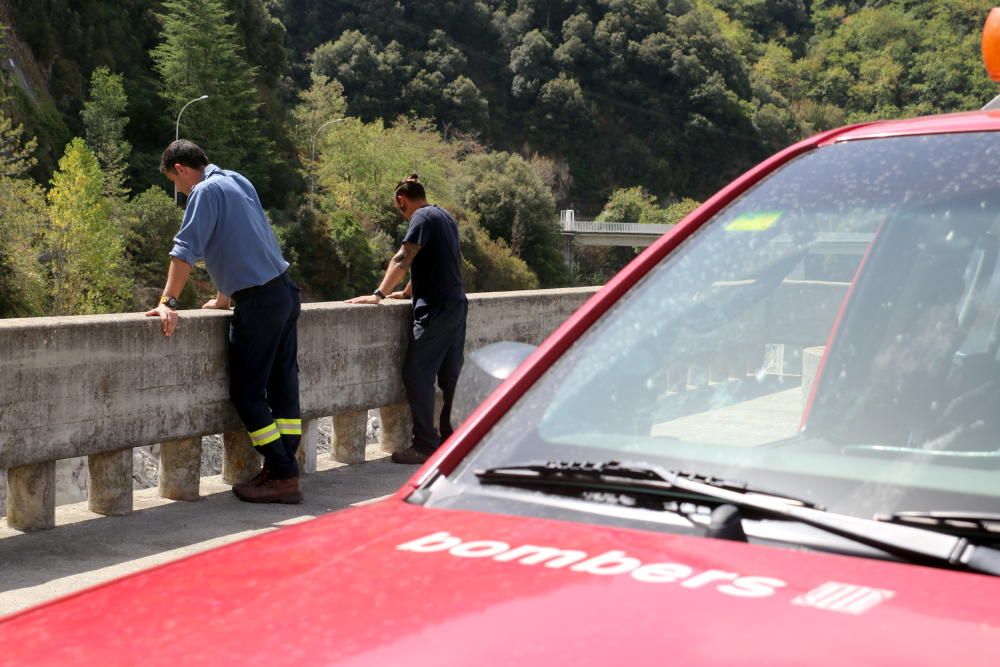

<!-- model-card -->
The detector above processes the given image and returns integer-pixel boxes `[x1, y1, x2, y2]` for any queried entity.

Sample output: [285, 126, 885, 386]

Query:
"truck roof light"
[983, 8, 1000, 82]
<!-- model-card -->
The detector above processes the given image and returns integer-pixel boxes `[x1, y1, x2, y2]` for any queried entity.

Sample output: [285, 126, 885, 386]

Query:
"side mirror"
[451, 342, 538, 427]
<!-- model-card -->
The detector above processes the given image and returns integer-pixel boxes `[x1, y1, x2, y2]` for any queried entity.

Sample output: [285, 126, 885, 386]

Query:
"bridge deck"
[0, 447, 412, 616]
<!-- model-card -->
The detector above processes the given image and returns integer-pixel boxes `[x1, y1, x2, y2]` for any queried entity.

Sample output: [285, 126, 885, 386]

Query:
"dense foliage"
[0, 0, 995, 316]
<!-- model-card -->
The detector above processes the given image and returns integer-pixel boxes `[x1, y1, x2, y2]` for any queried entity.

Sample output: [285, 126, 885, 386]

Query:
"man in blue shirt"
[146, 140, 303, 503]
[348, 174, 468, 464]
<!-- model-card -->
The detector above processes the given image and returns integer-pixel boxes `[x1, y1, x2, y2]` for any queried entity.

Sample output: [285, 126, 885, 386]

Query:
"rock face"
[0, 412, 384, 514]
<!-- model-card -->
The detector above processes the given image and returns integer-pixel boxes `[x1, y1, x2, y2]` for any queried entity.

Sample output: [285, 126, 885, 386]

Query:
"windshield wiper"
[474, 460, 1000, 576]
[876, 511, 1000, 539]
[476, 461, 823, 508]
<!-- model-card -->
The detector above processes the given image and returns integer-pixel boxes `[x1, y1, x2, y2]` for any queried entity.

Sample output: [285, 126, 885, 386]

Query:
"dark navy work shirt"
[402, 205, 465, 309]
[170, 164, 289, 297]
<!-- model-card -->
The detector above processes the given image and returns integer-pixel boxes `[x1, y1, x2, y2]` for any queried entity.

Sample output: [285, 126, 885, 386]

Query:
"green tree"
[45, 138, 131, 314]
[291, 73, 349, 199]
[124, 186, 182, 292]
[295, 112, 542, 297]
[459, 216, 540, 292]
[456, 152, 567, 287]
[151, 0, 276, 194]
[81, 67, 130, 196]
[0, 106, 38, 178]
[596, 187, 697, 225]
[0, 175, 47, 317]
[311, 31, 406, 122]
[596, 187, 656, 224]
[0, 97, 45, 317]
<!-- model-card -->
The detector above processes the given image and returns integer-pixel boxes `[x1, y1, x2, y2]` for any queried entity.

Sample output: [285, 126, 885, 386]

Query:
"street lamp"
[174, 94, 209, 204]
[309, 117, 345, 197]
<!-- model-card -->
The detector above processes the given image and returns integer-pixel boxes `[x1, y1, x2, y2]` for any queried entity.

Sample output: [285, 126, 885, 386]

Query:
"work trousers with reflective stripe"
[229, 273, 301, 479]
[402, 298, 467, 453]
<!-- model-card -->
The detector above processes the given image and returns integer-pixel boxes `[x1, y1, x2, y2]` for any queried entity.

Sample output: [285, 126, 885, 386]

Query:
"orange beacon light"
[983, 8, 1000, 82]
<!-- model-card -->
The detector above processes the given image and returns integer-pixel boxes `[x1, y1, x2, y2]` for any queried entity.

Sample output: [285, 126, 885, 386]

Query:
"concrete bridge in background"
[0, 287, 598, 615]
[559, 210, 673, 248]
[559, 210, 674, 273]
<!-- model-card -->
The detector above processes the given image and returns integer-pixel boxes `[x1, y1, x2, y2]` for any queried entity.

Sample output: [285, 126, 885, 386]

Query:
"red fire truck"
[5, 11, 1000, 667]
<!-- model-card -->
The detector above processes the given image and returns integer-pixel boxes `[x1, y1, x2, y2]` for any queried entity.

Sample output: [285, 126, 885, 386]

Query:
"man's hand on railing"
[202, 293, 232, 310]
[346, 294, 381, 305]
[145, 303, 179, 337]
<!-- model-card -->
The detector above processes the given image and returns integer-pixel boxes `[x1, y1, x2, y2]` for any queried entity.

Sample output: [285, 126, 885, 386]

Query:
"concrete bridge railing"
[0, 288, 599, 531]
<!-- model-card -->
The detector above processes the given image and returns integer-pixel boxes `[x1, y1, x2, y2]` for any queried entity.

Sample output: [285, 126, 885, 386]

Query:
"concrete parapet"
[0, 288, 599, 527]
[87, 448, 133, 515]
[158, 437, 201, 501]
[0, 288, 596, 471]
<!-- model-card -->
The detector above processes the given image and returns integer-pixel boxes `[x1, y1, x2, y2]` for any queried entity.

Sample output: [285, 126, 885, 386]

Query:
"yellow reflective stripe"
[276, 418, 302, 436]
[249, 423, 281, 447]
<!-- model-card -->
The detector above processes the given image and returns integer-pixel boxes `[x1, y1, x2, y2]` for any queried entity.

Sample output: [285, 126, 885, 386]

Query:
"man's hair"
[395, 173, 426, 200]
[160, 140, 209, 174]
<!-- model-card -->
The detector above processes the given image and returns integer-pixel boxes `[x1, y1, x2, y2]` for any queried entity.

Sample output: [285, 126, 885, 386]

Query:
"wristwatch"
[373, 288, 386, 301]
[159, 295, 179, 310]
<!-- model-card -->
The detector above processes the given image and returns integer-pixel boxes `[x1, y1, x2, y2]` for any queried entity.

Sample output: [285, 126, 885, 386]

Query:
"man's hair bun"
[395, 172, 426, 199]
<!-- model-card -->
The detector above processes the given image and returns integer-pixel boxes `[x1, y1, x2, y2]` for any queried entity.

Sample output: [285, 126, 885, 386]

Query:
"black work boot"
[233, 476, 303, 504]
[391, 446, 433, 465]
[232, 462, 270, 494]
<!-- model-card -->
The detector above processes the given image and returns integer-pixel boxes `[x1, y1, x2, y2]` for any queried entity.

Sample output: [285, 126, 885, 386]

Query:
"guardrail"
[0, 288, 598, 531]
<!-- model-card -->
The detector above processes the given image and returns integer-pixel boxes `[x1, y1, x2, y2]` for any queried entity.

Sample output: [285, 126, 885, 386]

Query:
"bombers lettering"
[397, 531, 786, 598]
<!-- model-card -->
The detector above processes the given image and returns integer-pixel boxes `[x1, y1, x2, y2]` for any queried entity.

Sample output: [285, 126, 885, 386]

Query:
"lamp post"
[309, 117, 344, 197]
[173, 94, 209, 204]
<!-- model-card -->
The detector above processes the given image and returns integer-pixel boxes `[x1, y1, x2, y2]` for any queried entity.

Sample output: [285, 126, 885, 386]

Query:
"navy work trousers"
[229, 272, 301, 479]
[403, 298, 468, 453]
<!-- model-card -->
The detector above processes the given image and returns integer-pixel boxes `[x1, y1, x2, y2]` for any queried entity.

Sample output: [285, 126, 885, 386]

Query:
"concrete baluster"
[6, 461, 56, 531]
[159, 437, 201, 501]
[222, 430, 260, 485]
[296, 418, 319, 474]
[87, 448, 133, 516]
[332, 410, 367, 463]
[379, 402, 412, 454]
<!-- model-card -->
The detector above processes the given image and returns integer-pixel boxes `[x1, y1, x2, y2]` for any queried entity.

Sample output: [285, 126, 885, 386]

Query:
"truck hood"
[3, 500, 999, 666]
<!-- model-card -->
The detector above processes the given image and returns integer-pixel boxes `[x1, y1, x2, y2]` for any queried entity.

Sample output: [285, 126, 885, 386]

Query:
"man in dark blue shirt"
[348, 174, 468, 464]
[146, 140, 303, 503]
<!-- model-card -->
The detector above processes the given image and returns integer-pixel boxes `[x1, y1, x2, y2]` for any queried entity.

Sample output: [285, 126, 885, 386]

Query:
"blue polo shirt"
[169, 164, 289, 297]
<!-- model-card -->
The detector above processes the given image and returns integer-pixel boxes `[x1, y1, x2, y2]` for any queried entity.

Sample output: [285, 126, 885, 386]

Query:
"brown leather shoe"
[390, 447, 432, 465]
[232, 463, 270, 494]
[233, 476, 303, 504]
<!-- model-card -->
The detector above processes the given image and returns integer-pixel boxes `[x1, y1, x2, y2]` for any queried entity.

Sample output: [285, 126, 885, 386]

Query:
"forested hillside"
[0, 0, 995, 316]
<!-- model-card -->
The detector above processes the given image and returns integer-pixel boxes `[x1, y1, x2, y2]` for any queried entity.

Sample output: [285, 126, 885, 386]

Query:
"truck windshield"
[454, 132, 1000, 518]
